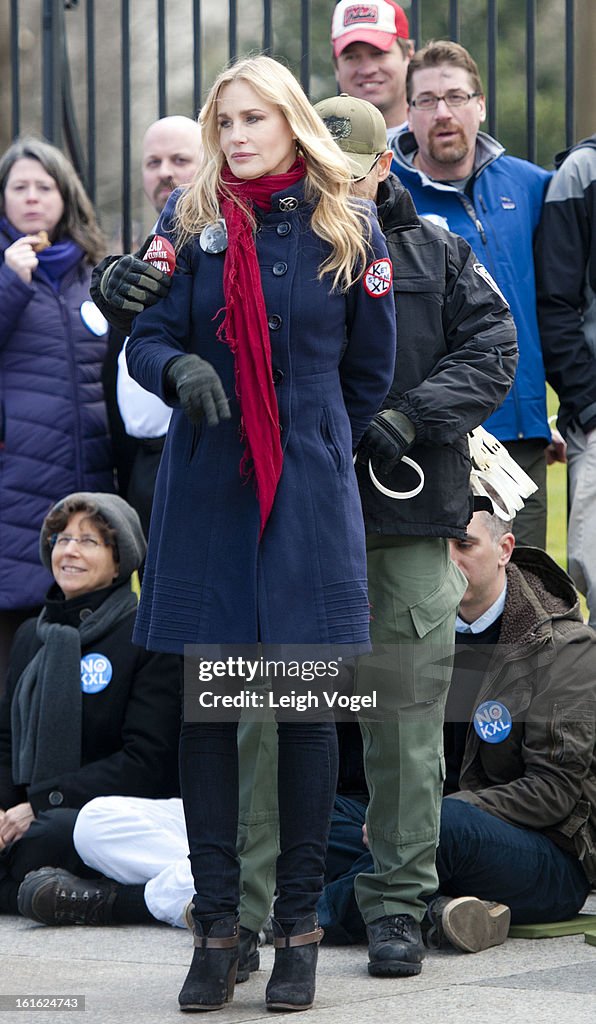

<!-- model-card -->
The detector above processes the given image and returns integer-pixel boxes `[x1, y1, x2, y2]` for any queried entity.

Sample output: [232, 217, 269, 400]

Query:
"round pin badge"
[80, 300, 108, 336]
[200, 219, 228, 254]
[473, 700, 512, 744]
[80, 653, 113, 694]
[363, 258, 393, 298]
[142, 234, 176, 276]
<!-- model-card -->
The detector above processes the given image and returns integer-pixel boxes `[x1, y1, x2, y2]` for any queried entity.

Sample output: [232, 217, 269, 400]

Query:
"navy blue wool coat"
[127, 184, 396, 653]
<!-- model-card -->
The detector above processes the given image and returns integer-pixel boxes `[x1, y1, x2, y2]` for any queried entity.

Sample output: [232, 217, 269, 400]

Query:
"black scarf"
[11, 583, 137, 786]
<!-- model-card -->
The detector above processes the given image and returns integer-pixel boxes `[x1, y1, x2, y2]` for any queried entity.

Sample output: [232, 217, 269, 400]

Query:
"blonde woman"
[126, 55, 396, 1012]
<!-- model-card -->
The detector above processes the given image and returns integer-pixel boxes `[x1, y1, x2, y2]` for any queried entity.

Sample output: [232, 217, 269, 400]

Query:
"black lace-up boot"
[18, 868, 117, 926]
[366, 913, 425, 976]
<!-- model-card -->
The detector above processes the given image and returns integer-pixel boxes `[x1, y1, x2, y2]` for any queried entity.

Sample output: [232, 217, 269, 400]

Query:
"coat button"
[272, 368, 285, 384]
[272, 262, 288, 276]
[49, 790, 64, 806]
[277, 222, 291, 236]
[268, 314, 282, 330]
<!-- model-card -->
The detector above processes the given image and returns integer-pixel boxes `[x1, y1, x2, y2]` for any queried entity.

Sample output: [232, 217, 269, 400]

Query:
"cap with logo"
[315, 94, 388, 178]
[331, 0, 410, 59]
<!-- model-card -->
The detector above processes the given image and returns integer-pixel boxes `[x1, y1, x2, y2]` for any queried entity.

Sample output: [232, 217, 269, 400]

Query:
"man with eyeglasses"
[391, 40, 553, 549]
[314, 93, 517, 978]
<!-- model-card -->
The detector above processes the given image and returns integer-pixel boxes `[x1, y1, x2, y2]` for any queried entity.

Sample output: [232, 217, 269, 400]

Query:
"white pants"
[567, 423, 596, 628]
[73, 797, 192, 928]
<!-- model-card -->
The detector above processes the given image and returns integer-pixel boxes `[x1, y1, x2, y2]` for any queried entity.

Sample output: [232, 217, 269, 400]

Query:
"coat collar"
[376, 173, 420, 235]
[392, 129, 505, 188]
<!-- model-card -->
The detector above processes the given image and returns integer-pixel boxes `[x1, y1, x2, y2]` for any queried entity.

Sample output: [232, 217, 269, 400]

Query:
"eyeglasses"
[50, 534, 107, 550]
[351, 152, 384, 183]
[410, 90, 481, 111]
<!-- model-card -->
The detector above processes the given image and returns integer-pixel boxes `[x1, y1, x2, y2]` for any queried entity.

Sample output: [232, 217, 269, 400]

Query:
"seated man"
[17, 507, 595, 956]
[321, 506, 596, 950]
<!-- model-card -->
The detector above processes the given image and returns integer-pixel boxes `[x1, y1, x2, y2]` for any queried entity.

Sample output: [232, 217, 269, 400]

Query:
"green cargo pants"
[354, 535, 467, 924]
[237, 715, 279, 933]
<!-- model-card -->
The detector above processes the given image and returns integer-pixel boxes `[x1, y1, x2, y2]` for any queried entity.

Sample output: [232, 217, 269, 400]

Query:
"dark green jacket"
[452, 547, 596, 883]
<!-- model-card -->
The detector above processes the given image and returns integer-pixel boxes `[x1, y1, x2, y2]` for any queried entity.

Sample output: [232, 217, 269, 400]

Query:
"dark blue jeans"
[436, 797, 590, 923]
[180, 719, 338, 923]
[317, 795, 591, 942]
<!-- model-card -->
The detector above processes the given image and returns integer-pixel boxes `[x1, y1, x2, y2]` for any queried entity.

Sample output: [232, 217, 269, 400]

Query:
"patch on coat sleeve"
[473, 263, 509, 306]
[363, 258, 393, 297]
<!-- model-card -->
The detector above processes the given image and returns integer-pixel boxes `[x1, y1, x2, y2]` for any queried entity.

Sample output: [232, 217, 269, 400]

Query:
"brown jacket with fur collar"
[451, 546, 596, 883]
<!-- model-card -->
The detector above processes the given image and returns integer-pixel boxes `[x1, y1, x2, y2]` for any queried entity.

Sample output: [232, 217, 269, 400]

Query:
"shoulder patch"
[473, 263, 509, 306]
[364, 258, 393, 297]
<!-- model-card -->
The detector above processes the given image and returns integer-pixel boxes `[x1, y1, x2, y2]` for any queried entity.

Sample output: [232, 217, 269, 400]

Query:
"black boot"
[18, 868, 117, 926]
[366, 914, 425, 977]
[178, 915, 239, 1012]
[183, 903, 259, 984]
[265, 914, 323, 1012]
[236, 926, 260, 983]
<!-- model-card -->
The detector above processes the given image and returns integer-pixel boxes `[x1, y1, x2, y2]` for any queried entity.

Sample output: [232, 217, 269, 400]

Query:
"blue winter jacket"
[391, 131, 551, 443]
[0, 227, 114, 610]
[127, 184, 396, 654]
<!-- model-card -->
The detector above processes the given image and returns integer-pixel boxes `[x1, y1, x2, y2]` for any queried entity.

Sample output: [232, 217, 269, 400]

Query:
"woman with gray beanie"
[0, 492, 181, 917]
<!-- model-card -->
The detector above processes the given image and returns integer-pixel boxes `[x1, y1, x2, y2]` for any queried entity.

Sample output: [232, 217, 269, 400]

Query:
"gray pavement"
[1, 895, 595, 1023]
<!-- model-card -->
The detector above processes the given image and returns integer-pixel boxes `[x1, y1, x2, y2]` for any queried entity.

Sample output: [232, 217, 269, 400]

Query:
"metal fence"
[4, 0, 577, 251]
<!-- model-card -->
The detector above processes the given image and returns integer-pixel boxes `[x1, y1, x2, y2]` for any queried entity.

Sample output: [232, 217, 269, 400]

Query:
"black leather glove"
[357, 409, 416, 473]
[90, 236, 172, 333]
[164, 354, 231, 427]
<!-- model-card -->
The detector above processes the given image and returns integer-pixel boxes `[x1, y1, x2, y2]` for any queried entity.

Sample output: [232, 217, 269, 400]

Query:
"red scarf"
[217, 159, 306, 537]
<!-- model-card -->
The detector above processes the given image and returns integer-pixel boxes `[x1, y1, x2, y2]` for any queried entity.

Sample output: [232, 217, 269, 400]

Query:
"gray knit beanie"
[40, 492, 147, 583]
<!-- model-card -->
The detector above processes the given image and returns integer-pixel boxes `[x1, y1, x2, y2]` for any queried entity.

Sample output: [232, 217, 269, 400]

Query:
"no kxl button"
[0, 995, 85, 1011]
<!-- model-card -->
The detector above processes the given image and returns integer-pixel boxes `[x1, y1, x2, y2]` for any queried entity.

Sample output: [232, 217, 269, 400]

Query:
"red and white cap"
[331, 0, 410, 58]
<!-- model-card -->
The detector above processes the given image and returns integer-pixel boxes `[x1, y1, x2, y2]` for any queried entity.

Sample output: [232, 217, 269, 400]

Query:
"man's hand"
[545, 427, 567, 465]
[0, 802, 34, 848]
[165, 354, 231, 427]
[357, 409, 416, 473]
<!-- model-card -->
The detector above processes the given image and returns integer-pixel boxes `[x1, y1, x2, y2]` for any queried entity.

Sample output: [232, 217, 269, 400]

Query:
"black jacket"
[0, 587, 181, 814]
[357, 175, 518, 538]
[535, 136, 596, 437]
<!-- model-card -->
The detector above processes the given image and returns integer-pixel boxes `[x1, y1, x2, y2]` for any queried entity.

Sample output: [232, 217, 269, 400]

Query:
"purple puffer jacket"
[0, 229, 114, 610]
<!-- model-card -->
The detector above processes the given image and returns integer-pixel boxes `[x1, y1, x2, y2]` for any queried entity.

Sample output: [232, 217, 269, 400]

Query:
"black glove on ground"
[164, 354, 231, 427]
[90, 236, 172, 333]
[357, 409, 416, 473]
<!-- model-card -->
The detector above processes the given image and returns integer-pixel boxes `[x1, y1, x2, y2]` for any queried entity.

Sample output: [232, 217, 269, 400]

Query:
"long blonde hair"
[174, 55, 370, 291]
